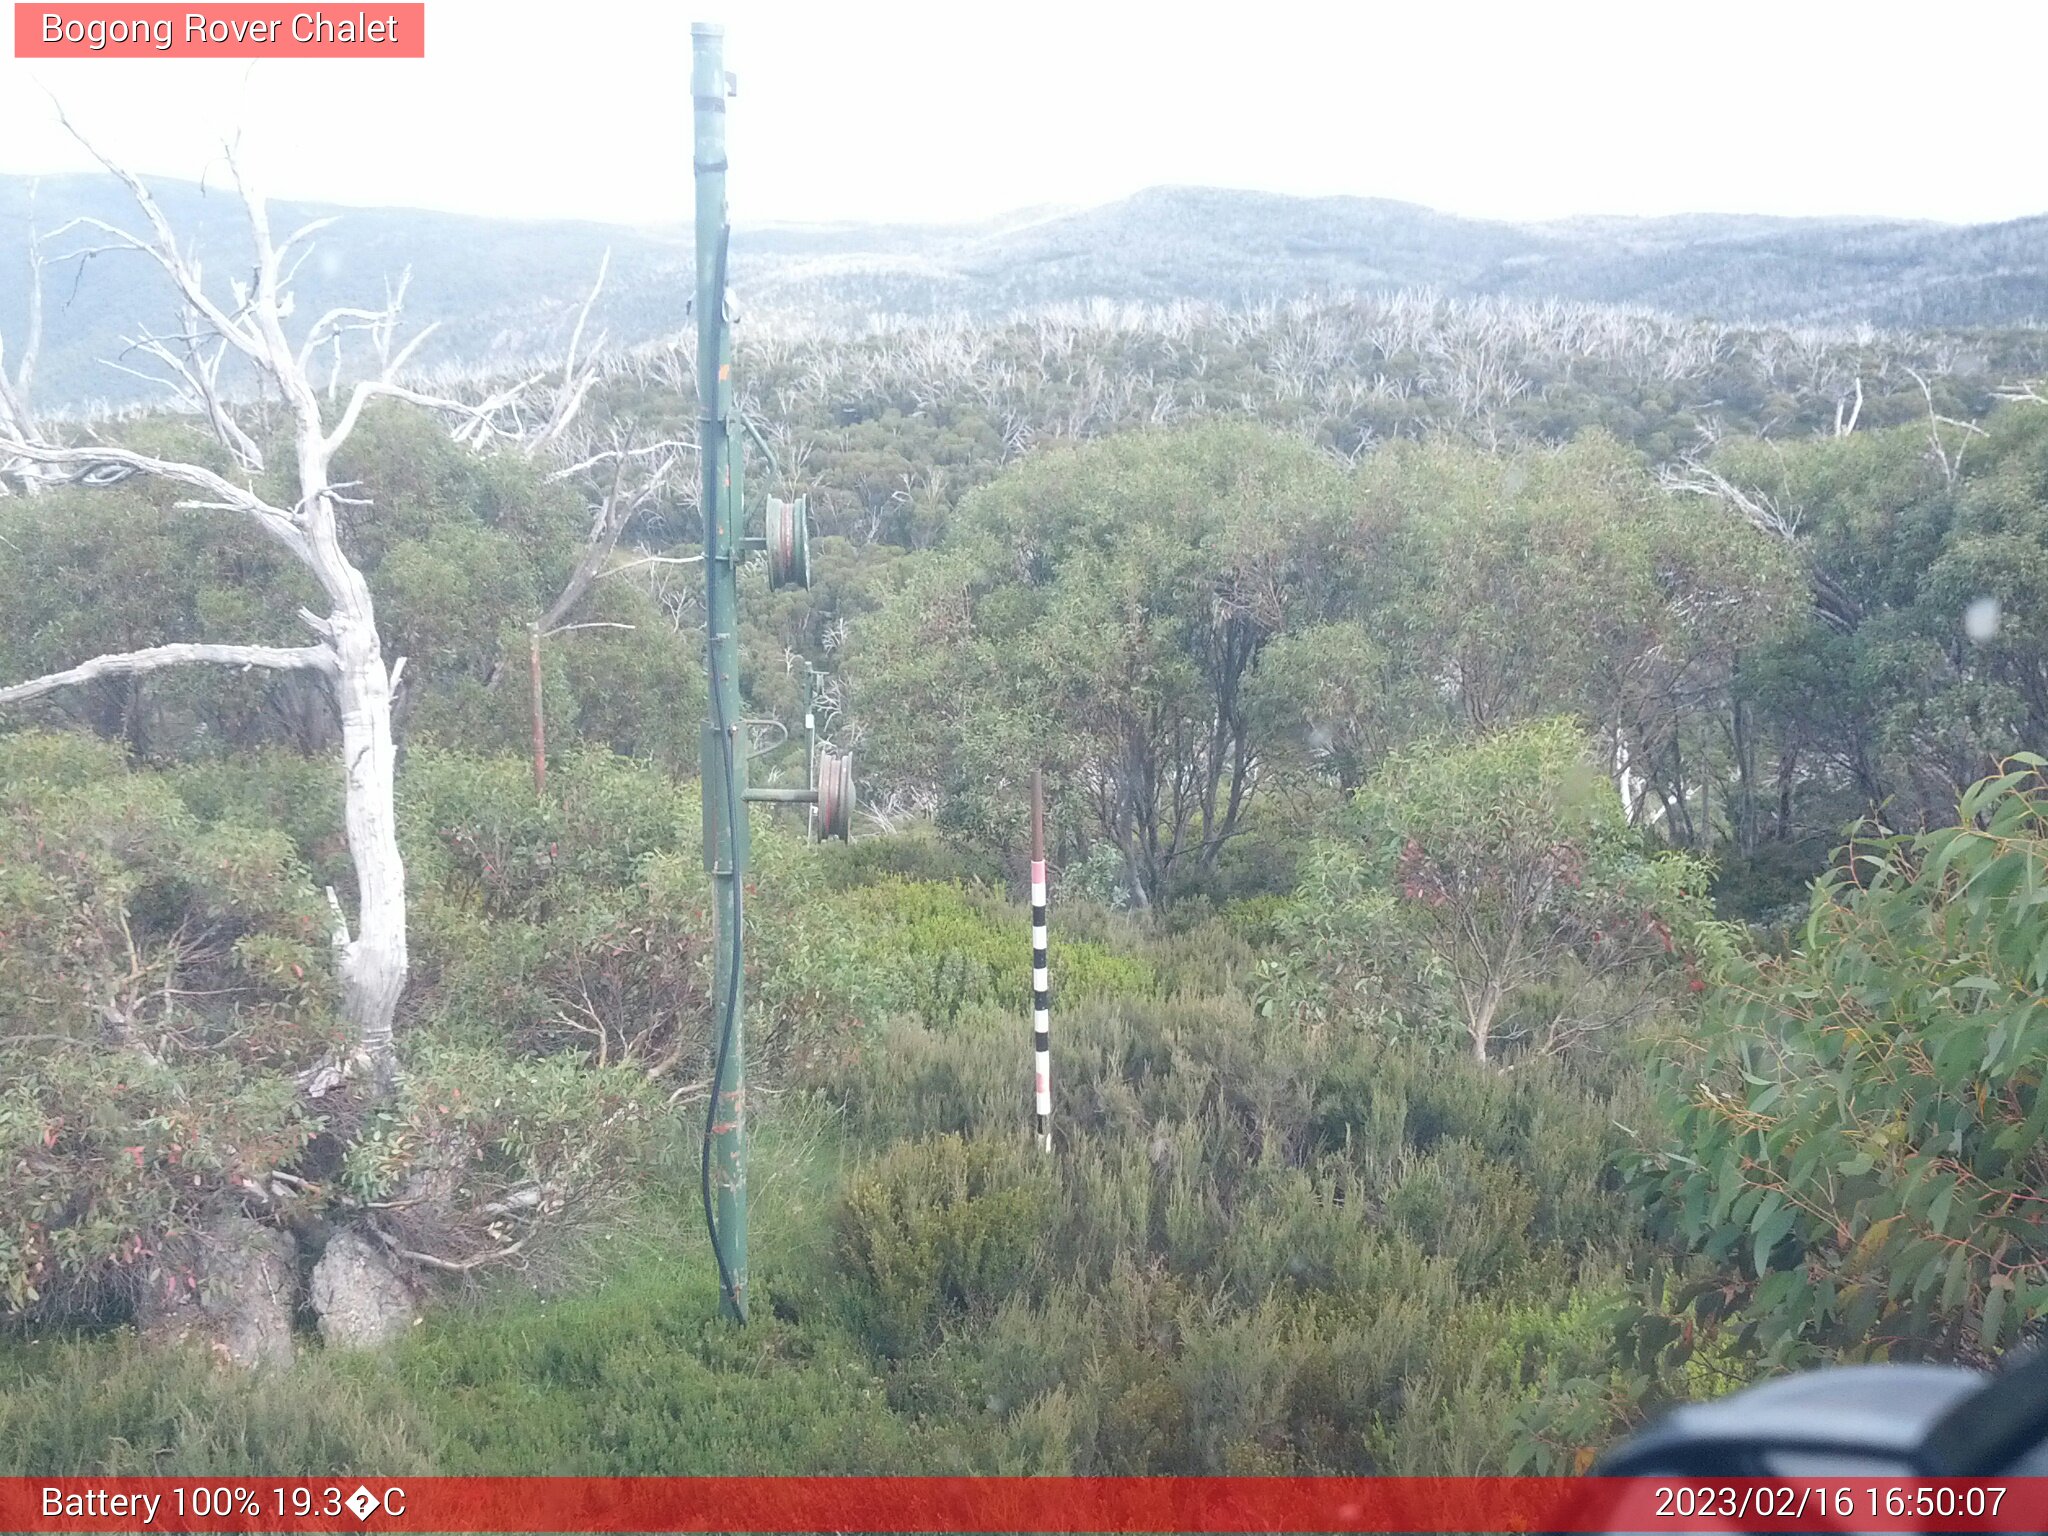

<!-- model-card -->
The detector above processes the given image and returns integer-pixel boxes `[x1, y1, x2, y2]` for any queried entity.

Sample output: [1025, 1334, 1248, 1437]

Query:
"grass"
[376, 1094, 990, 1475]
[0, 1097, 976, 1476]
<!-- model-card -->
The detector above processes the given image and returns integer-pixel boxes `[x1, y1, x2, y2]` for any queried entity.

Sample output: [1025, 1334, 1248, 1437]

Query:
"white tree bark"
[0, 129, 528, 1091]
[328, 605, 408, 1081]
[0, 184, 51, 491]
[0, 642, 335, 705]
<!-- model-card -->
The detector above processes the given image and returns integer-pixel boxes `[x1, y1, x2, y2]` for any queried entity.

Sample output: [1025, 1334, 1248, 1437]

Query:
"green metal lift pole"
[693, 20, 749, 1323]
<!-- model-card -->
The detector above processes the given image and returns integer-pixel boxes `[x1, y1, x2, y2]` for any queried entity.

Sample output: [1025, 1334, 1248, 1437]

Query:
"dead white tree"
[1659, 450, 1803, 541]
[513, 428, 693, 792]
[0, 130, 532, 1091]
[1905, 365, 1987, 490]
[531, 249, 610, 452]
[0, 183, 51, 489]
[1661, 447, 1864, 638]
[1833, 375, 1864, 438]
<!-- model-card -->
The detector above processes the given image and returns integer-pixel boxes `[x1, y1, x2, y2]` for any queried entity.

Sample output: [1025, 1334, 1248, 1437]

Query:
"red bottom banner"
[4, 1475, 2046, 1533]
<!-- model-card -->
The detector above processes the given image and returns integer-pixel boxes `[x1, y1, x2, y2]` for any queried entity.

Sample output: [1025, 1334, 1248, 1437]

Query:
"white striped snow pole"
[1030, 769, 1052, 1152]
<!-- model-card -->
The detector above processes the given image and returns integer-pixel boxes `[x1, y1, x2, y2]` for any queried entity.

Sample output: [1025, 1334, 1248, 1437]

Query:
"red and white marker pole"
[1030, 769, 1051, 1152]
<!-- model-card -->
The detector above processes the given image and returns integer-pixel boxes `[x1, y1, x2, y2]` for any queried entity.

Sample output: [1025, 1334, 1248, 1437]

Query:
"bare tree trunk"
[509, 432, 682, 789]
[1667, 731, 1698, 846]
[1776, 742, 1798, 842]
[1698, 737, 1712, 849]
[0, 181, 48, 484]
[529, 623, 548, 796]
[332, 610, 408, 1082]
[1470, 986, 1499, 1064]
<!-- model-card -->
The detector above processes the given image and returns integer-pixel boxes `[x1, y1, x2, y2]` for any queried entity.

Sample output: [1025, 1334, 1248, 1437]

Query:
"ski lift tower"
[692, 21, 854, 1323]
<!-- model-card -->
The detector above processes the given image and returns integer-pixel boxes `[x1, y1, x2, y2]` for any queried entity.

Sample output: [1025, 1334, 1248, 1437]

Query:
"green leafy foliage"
[1276, 720, 1711, 1061]
[0, 733, 730, 1322]
[1646, 756, 2048, 1368]
[0, 732, 332, 1317]
[338, 1041, 661, 1280]
[0, 1333, 436, 1474]
[816, 983, 1659, 1472]
[852, 421, 1352, 905]
[11, 262, 2048, 1485]
[839, 1134, 1057, 1355]
[1706, 409, 2048, 840]
[853, 426, 1796, 915]
[0, 452, 316, 760]
[397, 747, 714, 1072]
[830, 879, 1151, 1027]
[0, 403, 702, 772]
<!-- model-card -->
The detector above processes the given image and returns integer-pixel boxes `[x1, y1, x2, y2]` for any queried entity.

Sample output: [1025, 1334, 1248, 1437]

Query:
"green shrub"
[1384, 1139, 1538, 1288]
[0, 1334, 436, 1475]
[814, 829, 1003, 890]
[338, 1042, 661, 1285]
[400, 747, 691, 924]
[838, 1134, 1056, 1354]
[1291, 719, 1711, 1062]
[0, 732, 333, 1320]
[1138, 917, 1259, 1000]
[1707, 836, 1830, 926]
[168, 751, 348, 888]
[1647, 756, 2048, 1369]
[831, 879, 1153, 1027]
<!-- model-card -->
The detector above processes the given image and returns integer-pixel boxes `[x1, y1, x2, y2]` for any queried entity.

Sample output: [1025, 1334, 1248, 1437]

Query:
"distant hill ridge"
[4, 176, 2046, 408]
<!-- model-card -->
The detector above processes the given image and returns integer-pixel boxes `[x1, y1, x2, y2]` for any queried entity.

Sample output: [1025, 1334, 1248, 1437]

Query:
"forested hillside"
[10, 173, 2048, 408]
[6, 165, 2048, 1480]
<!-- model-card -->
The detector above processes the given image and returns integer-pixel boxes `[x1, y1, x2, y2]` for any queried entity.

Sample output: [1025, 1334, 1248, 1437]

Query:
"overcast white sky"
[3, 0, 2045, 228]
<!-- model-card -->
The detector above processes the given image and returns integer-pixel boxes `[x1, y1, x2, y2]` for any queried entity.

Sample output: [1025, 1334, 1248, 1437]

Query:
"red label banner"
[14, 4, 425, 57]
[2, 1476, 2047, 1532]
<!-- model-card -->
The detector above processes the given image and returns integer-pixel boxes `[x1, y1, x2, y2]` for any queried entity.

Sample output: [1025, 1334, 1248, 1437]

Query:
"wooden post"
[528, 622, 547, 796]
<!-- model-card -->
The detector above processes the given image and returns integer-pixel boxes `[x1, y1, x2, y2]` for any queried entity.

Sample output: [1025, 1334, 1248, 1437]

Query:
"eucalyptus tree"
[1343, 719, 1710, 1063]
[854, 420, 1350, 906]
[1346, 433, 1798, 843]
[1670, 408, 2048, 847]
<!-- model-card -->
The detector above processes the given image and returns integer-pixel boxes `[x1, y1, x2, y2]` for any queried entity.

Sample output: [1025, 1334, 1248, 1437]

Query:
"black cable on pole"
[700, 221, 744, 1318]
[701, 719, 743, 1315]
